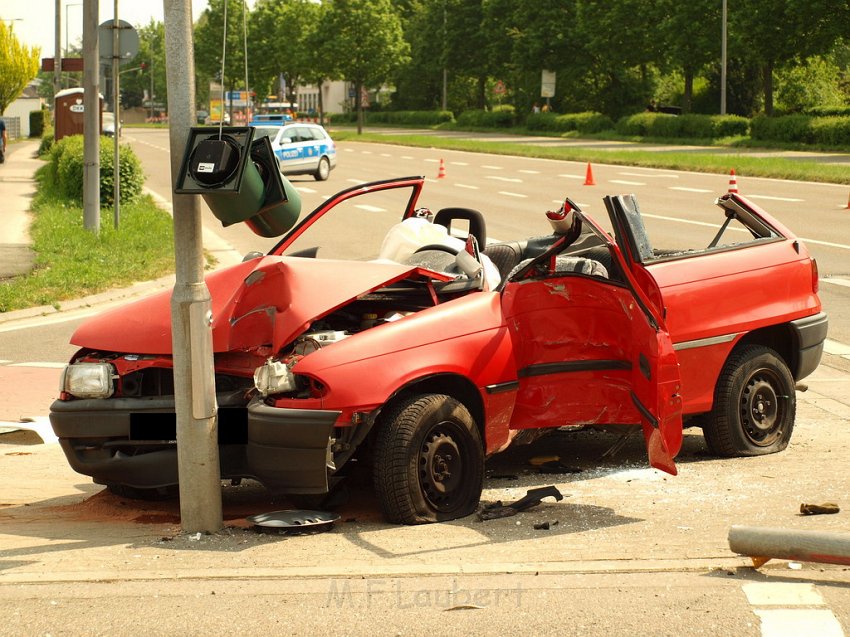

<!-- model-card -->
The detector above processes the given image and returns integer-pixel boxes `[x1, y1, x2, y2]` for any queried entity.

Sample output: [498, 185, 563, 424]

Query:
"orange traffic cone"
[728, 169, 739, 194]
[437, 158, 446, 179]
[583, 162, 595, 186]
[845, 191, 850, 209]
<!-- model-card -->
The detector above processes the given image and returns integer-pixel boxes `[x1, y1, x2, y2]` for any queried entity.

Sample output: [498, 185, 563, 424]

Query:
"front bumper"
[49, 392, 338, 495]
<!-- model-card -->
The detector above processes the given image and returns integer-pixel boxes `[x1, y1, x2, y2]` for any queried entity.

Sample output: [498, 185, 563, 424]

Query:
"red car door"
[502, 217, 683, 474]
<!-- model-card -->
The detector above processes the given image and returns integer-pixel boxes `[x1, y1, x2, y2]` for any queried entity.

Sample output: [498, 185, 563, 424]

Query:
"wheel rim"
[318, 157, 329, 179]
[418, 421, 468, 513]
[738, 367, 787, 447]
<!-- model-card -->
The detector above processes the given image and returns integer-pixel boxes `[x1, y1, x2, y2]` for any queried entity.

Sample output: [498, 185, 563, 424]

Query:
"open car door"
[501, 211, 683, 474]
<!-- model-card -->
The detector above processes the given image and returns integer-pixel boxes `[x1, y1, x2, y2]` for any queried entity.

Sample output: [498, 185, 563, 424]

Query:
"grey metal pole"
[112, 0, 120, 228]
[54, 0, 62, 97]
[82, 0, 100, 233]
[163, 0, 223, 534]
[720, 0, 727, 115]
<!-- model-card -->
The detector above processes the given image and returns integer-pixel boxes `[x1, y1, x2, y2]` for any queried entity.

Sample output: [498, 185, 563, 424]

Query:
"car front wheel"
[313, 156, 330, 181]
[373, 394, 484, 524]
[702, 345, 796, 456]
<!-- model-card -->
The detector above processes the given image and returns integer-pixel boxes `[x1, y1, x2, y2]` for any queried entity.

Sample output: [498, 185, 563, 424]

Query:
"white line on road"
[669, 186, 713, 193]
[747, 194, 805, 203]
[619, 171, 679, 179]
[424, 158, 439, 163]
[822, 277, 850, 288]
[360, 150, 373, 155]
[0, 360, 11, 365]
[343, 148, 355, 152]
[346, 178, 362, 184]
[355, 204, 385, 212]
[380, 153, 392, 157]
[297, 186, 317, 194]
[455, 184, 479, 190]
[610, 179, 646, 186]
[482, 165, 503, 170]
[558, 174, 584, 180]
[498, 191, 527, 198]
[485, 176, 522, 183]
[401, 155, 414, 160]
[754, 610, 844, 637]
[450, 161, 469, 166]
[519, 169, 540, 174]
[9, 362, 68, 369]
[825, 339, 850, 356]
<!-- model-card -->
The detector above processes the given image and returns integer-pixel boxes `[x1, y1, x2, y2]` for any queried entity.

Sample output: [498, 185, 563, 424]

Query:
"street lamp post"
[721, 0, 727, 115]
[65, 3, 83, 88]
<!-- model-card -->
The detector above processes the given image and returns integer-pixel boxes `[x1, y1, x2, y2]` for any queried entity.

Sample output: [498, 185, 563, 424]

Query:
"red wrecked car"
[50, 176, 827, 524]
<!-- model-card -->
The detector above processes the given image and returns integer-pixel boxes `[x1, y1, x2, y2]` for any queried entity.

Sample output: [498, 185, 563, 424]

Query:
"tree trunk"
[355, 81, 363, 134]
[683, 68, 693, 114]
[763, 61, 774, 116]
[477, 76, 486, 110]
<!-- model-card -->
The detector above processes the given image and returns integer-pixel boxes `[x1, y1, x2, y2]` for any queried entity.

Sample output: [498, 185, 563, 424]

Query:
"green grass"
[0, 166, 175, 313]
[331, 129, 850, 185]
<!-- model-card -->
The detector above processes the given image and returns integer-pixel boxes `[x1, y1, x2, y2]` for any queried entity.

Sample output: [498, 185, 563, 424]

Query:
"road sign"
[541, 70, 556, 98]
[98, 20, 139, 65]
[493, 80, 506, 96]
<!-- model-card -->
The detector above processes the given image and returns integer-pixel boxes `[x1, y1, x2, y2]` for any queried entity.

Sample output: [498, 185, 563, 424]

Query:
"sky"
[2, 1, 215, 57]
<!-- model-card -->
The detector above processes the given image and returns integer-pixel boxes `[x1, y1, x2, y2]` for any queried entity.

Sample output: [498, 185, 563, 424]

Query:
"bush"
[29, 109, 49, 138]
[49, 134, 145, 205]
[456, 108, 515, 128]
[750, 114, 814, 144]
[329, 110, 453, 126]
[38, 126, 54, 156]
[806, 106, 850, 117]
[525, 111, 615, 134]
[616, 112, 749, 138]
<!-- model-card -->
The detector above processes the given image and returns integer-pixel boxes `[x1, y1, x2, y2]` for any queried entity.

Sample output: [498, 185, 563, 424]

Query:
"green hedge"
[49, 134, 144, 206]
[750, 114, 850, 146]
[38, 126, 54, 156]
[29, 109, 49, 138]
[525, 111, 615, 134]
[616, 113, 749, 138]
[456, 107, 515, 128]
[332, 110, 454, 126]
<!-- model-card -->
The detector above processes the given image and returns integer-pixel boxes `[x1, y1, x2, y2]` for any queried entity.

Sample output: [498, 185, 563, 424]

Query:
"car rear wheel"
[373, 394, 483, 524]
[313, 156, 330, 181]
[702, 345, 795, 456]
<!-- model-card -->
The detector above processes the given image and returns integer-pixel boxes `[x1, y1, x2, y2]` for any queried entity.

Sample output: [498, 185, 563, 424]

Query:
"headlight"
[254, 359, 298, 397]
[61, 362, 115, 399]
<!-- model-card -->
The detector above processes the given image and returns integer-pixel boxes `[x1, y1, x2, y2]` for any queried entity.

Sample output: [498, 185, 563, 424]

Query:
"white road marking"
[825, 339, 850, 356]
[558, 173, 584, 180]
[361, 150, 373, 155]
[9, 362, 68, 369]
[424, 158, 440, 163]
[519, 169, 540, 174]
[498, 191, 527, 198]
[747, 194, 805, 203]
[401, 155, 414, 160]
[355, 204, 385, 212]
[346, 178, 362, 184]
[0, 360, 11, 365]
[297, 186, 317, 194]
[456, 184, 479, 190]
[754, 610, 843, 637]
[822, 277, 850, 288]
[450, 161, 469, 166]
[380, 153, 391, 157]
[482, 165, 503, 170]
[619, 171, 679, 179]
[609, 179, 646, 186]
[486, 176, 522, 183]
[669, 186, 713, 193]
[343, 148, 355, 152]
[744, 583, 825, 606]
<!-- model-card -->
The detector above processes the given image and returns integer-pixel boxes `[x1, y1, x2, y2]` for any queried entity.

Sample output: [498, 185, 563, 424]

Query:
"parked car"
[102, 112, 119, 137]
[249, 120, 336, 181]
[50, 176, 826, 524]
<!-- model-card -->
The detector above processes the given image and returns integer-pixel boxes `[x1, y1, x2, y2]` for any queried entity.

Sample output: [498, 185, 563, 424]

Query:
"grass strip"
[0, 166, 175, 313]
[331, 130, 850, 185]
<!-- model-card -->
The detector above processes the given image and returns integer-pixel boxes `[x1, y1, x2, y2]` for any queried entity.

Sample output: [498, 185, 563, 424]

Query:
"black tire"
[313, 156, 330, 181]
[373, 394, 484, 524]
[106, 483, 179, 500]
[702, 345, 796, 456]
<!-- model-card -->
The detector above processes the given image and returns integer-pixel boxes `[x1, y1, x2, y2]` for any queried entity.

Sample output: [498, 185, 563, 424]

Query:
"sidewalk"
[0, 140, 39, 281]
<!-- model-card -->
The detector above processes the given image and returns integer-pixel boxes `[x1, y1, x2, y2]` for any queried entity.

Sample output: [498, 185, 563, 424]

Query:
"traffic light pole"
[163, 0, 223, 534]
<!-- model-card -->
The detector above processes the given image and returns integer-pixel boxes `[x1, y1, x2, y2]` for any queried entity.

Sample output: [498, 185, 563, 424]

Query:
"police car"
[249, 117, 337, 181]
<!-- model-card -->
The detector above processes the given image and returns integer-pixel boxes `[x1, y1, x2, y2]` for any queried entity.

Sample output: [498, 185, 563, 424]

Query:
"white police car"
[250, 118, 337, 181]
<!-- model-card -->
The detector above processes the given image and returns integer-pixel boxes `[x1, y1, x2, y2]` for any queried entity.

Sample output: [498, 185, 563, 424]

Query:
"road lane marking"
[609, 179, 646, 186]
[424, 158, 439, 163]
[519, 169, 540, 174]
[744, 583, 825, 606]
[450, 161, 469, 166]
[0, 360, 11, 365]
[343, 148, 355, 152]
[822, 277, 850, 288]
[747, 194, 805, 203]
[355, 204, 385, 212]
[558, 173, 584, 180]
[619, 171, 679, 179]
[9, 362, 68, 369]
[455, 184, 479, 190]
[346, 178, 362, 184]
[297, 186, 317, 194]
[486, 176, 522, 183]
[498, 191, 527, 198]
[380, 153, 391, 157]
[401, 155, 414, 160]
[743, 582, 844, 637]
[825, 339, 850, 356]
[482, 165, 503, 170]
[360, 150, 373, 155]
[669, 186, 713, 193]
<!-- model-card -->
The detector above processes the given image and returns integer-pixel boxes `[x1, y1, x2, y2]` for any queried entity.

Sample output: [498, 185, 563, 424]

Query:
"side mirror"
[175, 127, 301, 237]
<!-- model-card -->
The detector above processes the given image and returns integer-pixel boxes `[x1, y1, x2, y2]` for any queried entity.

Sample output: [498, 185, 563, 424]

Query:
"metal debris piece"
[479, 486, 564, 521]
[533, 520, 559, 530]
[248, 509, 340, 534]
[800, 502, 840, 515]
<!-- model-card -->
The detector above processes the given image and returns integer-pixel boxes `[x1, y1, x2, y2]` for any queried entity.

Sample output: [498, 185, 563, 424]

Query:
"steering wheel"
[413, 243, 460, 255]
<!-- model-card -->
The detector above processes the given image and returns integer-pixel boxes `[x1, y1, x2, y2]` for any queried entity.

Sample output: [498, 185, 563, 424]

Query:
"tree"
[322, 0, 410, 133]
[124, 21, 167, 116]
[0, 22, 40, 115]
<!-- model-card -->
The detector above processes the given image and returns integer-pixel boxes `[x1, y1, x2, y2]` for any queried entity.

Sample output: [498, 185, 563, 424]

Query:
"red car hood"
[71, 257, 427, 355]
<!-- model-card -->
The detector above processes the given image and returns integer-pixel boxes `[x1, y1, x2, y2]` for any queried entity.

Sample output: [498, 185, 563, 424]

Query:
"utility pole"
[112, 0, 120, 228]
[162, 0, 223, 534]
[721, 0, 727, 115]
[54, 0, 62, 97]
[82, 0, 100, 233]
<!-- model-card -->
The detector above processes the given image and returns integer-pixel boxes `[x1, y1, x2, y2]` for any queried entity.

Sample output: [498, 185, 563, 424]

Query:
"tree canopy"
[0, 22, 40, 115]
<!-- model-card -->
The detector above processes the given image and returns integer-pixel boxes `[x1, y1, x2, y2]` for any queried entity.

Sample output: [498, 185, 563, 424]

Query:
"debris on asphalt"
[489, 473, 520, 480]
[537, 460, 582, 474]
[528, 455, 560, 467]
[533, 520, 559, 530]
[247, 509, 340, 534]
[479, 485, 564, 520]
[800, 502, 840, 515]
